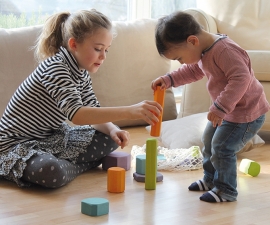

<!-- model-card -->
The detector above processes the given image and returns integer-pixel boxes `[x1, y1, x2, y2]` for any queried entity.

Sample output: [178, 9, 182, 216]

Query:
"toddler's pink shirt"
[162, 36, 270, 123]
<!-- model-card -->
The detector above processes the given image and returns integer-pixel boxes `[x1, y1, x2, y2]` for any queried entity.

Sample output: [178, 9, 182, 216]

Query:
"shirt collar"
[202, 34, 227, 55]
[57, 46, 86, 78]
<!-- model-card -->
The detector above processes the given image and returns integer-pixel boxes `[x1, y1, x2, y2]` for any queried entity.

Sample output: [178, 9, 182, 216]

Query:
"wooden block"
[133, 172, 163, 182]
[239, 158, 260, 177]
[81, 198, 109, 216]
[145, 138, 158, 190]
[136, 154, 166, 175]
[157, 154, 166, 161]
[136, 155, 146, 175]
[150, 86, 165, 137]
[101, 151, 131, 171]
[107, 167, 125, 193]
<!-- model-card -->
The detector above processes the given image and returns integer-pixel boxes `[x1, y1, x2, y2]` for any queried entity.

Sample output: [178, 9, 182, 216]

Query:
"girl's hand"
[130, 100, 162, 125]
[207, 111, 223, 127]
[110, 129, 130, 149]
[151, 77, 166, 90]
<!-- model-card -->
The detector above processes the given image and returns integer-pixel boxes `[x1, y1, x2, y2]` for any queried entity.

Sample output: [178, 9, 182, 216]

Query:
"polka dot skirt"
[0, 122, 95, 187]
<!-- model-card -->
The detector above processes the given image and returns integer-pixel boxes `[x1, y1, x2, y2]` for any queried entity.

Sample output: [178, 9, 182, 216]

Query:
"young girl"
[151, 11, 270, 203]
[0, 9, 162, 188]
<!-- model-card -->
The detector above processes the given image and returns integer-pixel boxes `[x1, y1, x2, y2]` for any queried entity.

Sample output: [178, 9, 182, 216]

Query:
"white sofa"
[0, 19, 178, 128]
[0, 0, 269, 152]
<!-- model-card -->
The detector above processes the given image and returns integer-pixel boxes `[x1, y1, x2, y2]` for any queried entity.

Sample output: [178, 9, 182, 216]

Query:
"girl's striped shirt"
[0, 47, 99, 152]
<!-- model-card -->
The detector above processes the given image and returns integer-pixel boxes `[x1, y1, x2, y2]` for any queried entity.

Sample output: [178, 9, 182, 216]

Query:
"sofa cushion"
[184, 8, 217, 33]
[247, 50, 270, 82]
[0, 26, 41, 116]
[197, 0, 270, 50]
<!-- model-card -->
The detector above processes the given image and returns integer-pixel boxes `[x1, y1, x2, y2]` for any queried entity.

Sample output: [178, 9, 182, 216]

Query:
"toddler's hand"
[207, 111, 223, 127]
[151, 77, 166, 90]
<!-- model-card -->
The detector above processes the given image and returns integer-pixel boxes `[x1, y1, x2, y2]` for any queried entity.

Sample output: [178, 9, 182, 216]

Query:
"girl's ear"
[68, 38, 77, 51]
[187, 35, 199, 46]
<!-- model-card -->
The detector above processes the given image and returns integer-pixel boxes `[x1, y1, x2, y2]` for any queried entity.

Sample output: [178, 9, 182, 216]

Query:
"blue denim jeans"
[201, 114, 265, 201]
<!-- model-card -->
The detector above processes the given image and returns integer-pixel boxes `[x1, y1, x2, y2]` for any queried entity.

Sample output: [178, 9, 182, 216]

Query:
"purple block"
[101, 151, 131, 171]
[133, 172, 163, 182]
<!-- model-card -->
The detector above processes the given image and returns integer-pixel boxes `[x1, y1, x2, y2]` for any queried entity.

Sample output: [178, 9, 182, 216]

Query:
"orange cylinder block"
[150, 86, 165, 137]
[107, 167, 125, 193]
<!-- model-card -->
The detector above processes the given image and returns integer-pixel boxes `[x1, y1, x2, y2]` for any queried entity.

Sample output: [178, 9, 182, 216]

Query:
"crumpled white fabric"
[131, 145, 203, 171]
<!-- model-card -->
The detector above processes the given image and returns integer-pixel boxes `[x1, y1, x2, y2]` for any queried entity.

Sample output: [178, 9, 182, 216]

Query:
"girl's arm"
[92, 122, 130, 149]
[71, 100, 162, 126]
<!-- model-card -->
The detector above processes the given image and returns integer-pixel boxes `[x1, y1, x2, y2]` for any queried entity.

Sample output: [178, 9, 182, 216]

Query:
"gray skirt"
[0, 122, 95, 186]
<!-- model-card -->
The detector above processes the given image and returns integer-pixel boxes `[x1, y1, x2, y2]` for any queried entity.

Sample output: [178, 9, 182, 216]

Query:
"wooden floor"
[0, 126, 270, 225]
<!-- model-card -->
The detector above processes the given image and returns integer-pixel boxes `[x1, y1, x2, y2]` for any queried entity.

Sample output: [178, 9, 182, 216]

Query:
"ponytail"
[34, 12, 70, 62]
[34, 9, 113, 63]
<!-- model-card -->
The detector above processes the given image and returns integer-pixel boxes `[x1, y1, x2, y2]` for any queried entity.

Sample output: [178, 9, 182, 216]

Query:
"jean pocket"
[242, 115, 265, 144]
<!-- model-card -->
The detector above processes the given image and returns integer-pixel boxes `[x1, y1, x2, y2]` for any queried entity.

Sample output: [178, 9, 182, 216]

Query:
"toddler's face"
[164, 39, 202, 65]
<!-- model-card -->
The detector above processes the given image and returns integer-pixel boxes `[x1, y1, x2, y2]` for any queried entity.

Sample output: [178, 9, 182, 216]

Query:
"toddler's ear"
[187, 35, 199, 46]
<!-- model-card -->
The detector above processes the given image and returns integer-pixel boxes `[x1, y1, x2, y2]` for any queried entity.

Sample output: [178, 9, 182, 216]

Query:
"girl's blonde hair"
[34, 9, 112, 62]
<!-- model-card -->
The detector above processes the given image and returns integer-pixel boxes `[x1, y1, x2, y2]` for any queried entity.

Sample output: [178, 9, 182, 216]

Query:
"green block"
[81, 198, 109, 216]
[145, 138, 157, 190]
[191, 146, 200, 157]
[239, 159, 260, 177]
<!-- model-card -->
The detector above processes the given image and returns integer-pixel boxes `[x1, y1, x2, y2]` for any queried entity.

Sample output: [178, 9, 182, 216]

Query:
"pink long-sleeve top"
[162, 35, 270, 123]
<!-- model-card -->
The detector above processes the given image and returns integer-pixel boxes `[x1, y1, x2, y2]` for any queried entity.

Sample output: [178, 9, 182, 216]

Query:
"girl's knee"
[23, 154, 77, 188]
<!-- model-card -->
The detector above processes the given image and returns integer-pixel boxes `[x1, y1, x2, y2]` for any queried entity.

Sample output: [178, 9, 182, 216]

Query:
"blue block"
[136, 154, 166, 175]
[81, 198, 109, 216]
[157, 154, 166, 161]
[136, 155, 146, 175]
